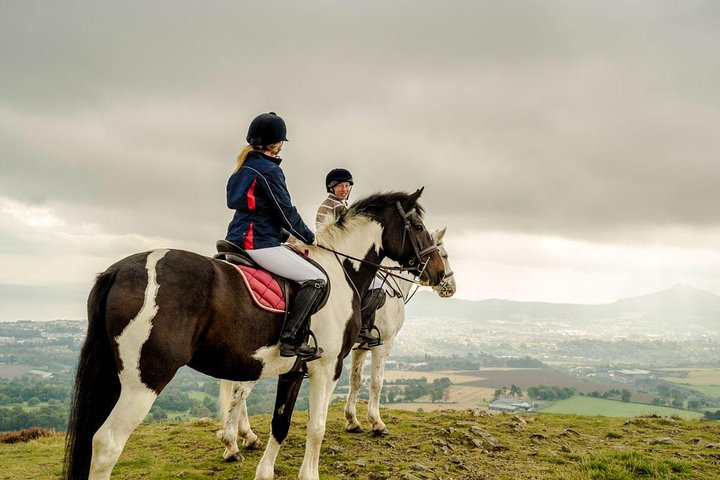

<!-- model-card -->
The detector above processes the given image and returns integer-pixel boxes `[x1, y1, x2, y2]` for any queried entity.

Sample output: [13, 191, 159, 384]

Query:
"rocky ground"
[1, 403, 719, 479]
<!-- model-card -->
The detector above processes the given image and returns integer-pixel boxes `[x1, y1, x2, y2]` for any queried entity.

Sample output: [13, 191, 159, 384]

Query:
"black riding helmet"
[246, 112, 288, 146]
[326, 168, 354, 193]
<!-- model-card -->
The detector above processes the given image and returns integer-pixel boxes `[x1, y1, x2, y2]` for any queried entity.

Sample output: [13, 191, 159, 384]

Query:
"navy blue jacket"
[226, 151, 315, 249]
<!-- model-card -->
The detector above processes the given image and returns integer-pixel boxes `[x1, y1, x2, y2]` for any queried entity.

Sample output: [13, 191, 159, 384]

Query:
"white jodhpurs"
[246, 245, 327, 283]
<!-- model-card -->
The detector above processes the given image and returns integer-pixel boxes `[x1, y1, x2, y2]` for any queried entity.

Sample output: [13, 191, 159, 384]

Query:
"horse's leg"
[88, 383, 158, 479]
[235, 382, 261, 448]
[299, 368, 337, 480]
[367, 339, 393, 436]
[255, 371, 304, 480]
[344, 348, 368, 433]
[217, 380, 259, 462]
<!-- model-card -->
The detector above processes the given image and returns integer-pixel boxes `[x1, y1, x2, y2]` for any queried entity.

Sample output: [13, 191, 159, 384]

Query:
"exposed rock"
[368, 472, 390, 480]
[470, 426, 493, 437]
[648, 437, 673, 445]
[470, 408, 491, 417]
[327, 445, 344, 454]
[410, 463, 431, 472]
[401, 474, 422, 480]
[456, 421, 481, 427]
[512, 415, 527, 425]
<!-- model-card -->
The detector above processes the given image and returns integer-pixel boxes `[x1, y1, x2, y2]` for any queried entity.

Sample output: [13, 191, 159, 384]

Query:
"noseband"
[435, 245, 454, 295]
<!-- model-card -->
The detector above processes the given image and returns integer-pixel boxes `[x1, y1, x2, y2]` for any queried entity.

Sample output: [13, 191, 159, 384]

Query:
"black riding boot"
[357, 288, 385, 348]
[279, 279, 326, 361]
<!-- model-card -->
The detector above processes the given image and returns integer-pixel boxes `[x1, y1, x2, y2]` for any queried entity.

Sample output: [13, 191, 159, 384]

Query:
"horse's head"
[351, 188, 445, 287]
[431, 227, 456, 297]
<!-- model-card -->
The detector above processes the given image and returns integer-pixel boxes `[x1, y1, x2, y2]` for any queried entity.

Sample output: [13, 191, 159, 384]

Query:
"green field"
[541, 395, 704, 419]
[658, 368, 720, 399]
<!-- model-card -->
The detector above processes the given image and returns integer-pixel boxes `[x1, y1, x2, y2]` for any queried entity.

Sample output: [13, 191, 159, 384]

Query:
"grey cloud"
[1, 0, 720, 247]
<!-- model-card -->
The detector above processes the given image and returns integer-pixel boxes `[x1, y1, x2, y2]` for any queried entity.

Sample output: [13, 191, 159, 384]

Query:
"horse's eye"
[414, 224, 424, 232]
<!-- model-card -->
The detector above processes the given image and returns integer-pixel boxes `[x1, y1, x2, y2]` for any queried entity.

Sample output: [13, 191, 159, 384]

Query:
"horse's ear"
[407, 187, 424, 206]
[433, 227, 447, 243]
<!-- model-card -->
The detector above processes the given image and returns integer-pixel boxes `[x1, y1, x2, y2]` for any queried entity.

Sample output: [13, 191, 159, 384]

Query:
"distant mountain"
[406, 285, 720, 333]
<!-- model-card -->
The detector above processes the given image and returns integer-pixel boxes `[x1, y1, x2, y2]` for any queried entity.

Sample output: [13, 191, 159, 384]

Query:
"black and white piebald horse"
[63, 189, 445, 480]
[216, 227, 456, 458]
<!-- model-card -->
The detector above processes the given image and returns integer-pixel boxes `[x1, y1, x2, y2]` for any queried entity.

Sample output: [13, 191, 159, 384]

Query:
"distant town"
[1, 314, 719, 433]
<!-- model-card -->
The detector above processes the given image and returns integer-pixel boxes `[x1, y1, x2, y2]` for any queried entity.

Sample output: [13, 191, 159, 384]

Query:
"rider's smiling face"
[332, 182, 352, 200]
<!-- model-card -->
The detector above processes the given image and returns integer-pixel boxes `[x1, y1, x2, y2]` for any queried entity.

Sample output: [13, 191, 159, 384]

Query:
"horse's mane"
[315, 190, 423, 246]
[343, 191, 424, 224]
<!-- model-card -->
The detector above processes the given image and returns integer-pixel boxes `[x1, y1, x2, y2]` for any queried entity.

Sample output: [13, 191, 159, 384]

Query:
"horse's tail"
[63, 269, 120, 480]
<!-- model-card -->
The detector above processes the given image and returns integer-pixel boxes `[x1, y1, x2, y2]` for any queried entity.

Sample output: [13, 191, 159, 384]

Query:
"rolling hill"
[406, 284, 720, 335]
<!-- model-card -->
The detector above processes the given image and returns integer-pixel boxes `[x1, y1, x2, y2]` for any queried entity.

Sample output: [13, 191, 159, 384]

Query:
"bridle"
[381, 239, 454, 303]
[395, 201, 439, 277]
[316, 200, 441, 299]
[434, 243, 455, 297]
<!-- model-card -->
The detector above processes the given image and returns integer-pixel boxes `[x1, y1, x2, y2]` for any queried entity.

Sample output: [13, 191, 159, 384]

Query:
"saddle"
[214, 240, 330, 314]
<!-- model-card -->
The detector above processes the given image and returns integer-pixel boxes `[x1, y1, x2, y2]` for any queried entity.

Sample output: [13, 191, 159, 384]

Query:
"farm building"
[488, 398, 538, 413]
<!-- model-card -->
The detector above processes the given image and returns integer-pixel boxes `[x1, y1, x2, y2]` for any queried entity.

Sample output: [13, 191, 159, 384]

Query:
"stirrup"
[279, 331, 323, 362]
[298, 330, 323, 362]
[356, 326, 383, 349]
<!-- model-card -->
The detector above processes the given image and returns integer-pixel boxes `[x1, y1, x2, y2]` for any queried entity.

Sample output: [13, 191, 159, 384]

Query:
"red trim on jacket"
[247, 178, 257, 210]
[244, 222, 254, 249]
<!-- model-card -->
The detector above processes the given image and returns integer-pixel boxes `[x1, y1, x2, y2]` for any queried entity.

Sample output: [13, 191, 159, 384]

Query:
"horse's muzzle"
[419, 253, 446, 287]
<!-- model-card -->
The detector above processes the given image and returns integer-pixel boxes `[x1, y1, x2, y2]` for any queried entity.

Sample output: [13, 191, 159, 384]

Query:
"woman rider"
[226, 112, 326, 361]
[316, 168, 385, 348]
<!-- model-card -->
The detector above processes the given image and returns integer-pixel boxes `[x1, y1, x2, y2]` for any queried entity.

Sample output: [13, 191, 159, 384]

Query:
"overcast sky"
[2, 1, 720, 321]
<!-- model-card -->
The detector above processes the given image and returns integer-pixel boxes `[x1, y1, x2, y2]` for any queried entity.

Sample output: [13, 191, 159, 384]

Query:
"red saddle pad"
[232, 264, 286, 313]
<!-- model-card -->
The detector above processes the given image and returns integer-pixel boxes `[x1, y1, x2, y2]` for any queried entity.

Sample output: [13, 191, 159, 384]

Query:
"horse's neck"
[380, 258, 415, 296]
[313, 216, 384, 290]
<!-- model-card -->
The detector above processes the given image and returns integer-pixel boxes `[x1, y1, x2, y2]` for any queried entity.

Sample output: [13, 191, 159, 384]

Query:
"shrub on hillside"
[0, 427, 54, 444]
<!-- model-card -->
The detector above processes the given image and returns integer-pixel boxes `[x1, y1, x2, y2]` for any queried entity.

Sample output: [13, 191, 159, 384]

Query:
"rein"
[315, 244, 427, 285]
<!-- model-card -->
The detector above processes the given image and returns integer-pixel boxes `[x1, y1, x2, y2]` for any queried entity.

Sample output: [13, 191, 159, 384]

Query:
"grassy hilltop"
[1, 403, 719, 480]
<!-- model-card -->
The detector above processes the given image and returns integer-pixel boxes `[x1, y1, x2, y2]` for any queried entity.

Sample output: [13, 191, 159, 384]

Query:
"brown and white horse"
[63, 189, 445, 480]
[216, 227, 456, 458]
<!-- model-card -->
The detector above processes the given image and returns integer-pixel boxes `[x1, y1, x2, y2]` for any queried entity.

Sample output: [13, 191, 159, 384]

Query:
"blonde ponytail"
[233, 145, 254, 172]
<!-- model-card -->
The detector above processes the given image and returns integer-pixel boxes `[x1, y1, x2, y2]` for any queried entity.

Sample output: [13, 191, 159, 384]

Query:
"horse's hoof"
[372, 428, 390, 437]
[346, 425, 363, 433]
[224, 451, 244, 462]
[244, 438, 263, 450]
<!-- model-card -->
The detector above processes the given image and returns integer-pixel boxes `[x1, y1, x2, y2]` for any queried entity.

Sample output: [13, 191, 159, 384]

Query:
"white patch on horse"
[116, 249, 168, 390]
[316, 216, 383, 273]
[252, 346, 297, 377]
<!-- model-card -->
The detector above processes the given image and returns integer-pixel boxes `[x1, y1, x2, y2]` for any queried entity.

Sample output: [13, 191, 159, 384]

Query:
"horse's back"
[102, 249, 215, 333]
